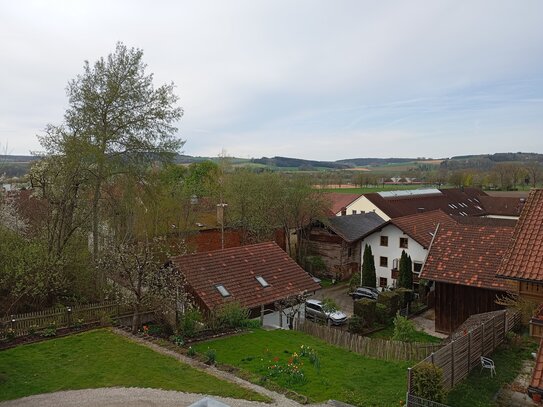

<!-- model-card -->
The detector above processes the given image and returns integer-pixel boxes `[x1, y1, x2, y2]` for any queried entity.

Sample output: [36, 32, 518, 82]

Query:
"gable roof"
[326, 212, 386, 243]
[389, 210, 456, 248]
[170, 242, 320, 311]
[478, 195, 525, 217]
[363, 188, 487, 218]
[324, 193, 362, 215]
[496, 189, 543, 282]
[420, 223, 514, 291]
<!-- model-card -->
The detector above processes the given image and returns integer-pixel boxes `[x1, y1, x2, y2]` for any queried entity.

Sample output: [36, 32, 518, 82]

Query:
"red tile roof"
[497, 189, 543, 282]
[363, 188, 487, 218]
[170, 242, 320, 312]
[390, 210, 456, 249]
[420, 223, 514, 291]
[324, 193, 362, 215]
[478, 196, 525, 217]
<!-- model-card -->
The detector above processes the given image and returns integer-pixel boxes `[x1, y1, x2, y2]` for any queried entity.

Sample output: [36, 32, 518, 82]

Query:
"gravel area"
[0, 387, 276, 407]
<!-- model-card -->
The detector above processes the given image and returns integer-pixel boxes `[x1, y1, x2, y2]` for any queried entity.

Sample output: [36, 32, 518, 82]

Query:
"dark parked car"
[350, 287, 379, 301]
[304, 299, 348, 325]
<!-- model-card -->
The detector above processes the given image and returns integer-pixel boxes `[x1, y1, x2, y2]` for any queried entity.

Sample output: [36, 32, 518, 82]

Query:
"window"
[399, 237, 408, 249]
[413, 262, 423, 274]
[348, 247, 352, 257]
[352, 210, 357, 214]
[379, 277, 387, 288]
[216, 285, 230, 297]
[380, 256, 388, 267]
[380, 236, 388, 246]
[256, 276, 269, 287]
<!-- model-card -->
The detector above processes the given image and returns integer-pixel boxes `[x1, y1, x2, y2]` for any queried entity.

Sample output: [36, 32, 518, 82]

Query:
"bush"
[187, 346, 196, 356]
[41, 322, 57, 337]
[348, 315, 366, 334]
[5, 328, 16, 341]
[395, 288, 414, 308]
[169, 334, 185, 346]
[378, 291, 400, 317]
[210, 302, 250, 331]
[392, 313, 417, 342]
[411, 362, 447, 402]
[375, 303, 389, 325]
[353, 298, 376, 327]
[180, 308, 203, 338]
[28, 325, 39, 336]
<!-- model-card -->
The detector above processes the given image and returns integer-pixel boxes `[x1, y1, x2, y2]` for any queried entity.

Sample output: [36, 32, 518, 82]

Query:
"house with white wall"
[359, 210, 456, 289]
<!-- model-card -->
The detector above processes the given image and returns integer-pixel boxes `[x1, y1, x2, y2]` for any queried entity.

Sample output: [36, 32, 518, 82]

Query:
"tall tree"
[40, 42, 184, 263]
[398, 250, 413, 288]
[361, 244, 376, 288]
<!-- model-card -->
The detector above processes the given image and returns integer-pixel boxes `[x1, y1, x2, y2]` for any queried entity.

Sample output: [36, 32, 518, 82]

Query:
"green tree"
[40, 42, 184, 264]
[398, 250, 413, 289]
[361, 244, 376, 288]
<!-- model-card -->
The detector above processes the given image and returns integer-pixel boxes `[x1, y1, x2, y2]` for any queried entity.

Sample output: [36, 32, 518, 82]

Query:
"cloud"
[1, 0, 543, 158]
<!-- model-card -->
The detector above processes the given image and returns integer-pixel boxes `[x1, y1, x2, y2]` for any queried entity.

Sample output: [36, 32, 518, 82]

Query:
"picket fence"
[0, 301, 146, 339]
[294, 319, 441, 362]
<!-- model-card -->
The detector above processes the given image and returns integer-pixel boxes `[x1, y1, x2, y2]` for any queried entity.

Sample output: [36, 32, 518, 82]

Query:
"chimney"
[217, 203, 228, 226]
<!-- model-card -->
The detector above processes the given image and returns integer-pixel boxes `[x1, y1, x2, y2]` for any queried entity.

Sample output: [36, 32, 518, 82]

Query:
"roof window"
[216, 285, 230, 297]
[256, 276, 270, 287]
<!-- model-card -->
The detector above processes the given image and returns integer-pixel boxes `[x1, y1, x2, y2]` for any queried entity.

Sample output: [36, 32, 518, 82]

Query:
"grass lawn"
[192, 328, 411, 406]
[0, 329, 268, 402]
[447, 335, 538, 407]
[368, 324, 443, 344]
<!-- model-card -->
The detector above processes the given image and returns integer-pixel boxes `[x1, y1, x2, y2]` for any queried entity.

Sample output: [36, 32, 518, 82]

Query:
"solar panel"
[378, 188, 442, 198]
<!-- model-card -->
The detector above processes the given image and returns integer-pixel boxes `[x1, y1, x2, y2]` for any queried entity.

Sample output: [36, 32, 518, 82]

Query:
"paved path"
[0, 329, 333, 407]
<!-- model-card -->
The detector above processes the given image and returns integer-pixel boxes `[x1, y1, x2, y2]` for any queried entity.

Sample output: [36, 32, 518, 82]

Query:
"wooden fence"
[407, 309, 521, 398]
[0, 301, 153, 339]
[294, 319, 441, 362]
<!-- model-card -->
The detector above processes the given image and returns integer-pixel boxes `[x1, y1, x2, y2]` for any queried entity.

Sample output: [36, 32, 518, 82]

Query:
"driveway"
[311, 283, 354, 316]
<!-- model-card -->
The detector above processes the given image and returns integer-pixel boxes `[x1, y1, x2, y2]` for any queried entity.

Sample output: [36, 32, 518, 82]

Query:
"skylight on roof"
[216, 285, 230, 297]
[256, 276, 270, 287]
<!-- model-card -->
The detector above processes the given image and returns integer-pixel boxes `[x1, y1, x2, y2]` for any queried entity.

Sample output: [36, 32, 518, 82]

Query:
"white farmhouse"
[359, 210, 456, 289]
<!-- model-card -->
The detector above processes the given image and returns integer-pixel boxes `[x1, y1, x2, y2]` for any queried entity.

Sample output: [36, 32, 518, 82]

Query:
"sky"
[1, 1, 542, 161]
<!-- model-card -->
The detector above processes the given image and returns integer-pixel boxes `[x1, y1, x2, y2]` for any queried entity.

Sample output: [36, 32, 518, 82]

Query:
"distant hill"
[336, 157, 418, 166]
[250, 156, 350, 169]
[441, 152, 543, 170]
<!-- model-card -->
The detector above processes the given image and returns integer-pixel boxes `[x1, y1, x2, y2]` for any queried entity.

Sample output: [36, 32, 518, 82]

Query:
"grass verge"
[0, 329, 268, 402]
[192, 328, 410, 406]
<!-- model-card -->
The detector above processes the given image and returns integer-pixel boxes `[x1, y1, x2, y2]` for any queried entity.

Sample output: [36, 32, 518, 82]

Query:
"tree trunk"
[132, 303, 141, 334]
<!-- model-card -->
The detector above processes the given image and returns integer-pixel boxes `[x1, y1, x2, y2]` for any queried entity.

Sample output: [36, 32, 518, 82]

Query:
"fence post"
[260, 304, 264, 326]
[66, 307, 72, 328]
[504, 310, 508, 335]
[407, 367, 412, 397]
[431, 352, 435, 365]
[10, 315, 15, 330]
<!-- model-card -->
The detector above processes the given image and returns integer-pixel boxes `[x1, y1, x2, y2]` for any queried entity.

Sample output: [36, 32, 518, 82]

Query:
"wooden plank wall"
[409, 309, 520, 391]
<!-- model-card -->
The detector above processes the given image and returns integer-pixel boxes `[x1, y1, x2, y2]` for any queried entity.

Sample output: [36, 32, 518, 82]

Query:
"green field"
[319, 184, 434, 194]
[192, 328, 410, 406]
[0, 329, 268, 402]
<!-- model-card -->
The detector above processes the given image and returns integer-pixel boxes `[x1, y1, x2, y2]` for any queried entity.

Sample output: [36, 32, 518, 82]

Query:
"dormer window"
[256, 276, 269, 287]
[216, 284, 230, 297]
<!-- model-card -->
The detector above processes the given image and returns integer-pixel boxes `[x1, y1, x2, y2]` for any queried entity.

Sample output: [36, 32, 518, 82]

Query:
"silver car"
[304, 299, 348, 325]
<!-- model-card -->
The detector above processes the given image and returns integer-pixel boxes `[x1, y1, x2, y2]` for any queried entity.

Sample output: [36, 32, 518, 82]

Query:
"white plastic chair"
[480, 356, 496, 377]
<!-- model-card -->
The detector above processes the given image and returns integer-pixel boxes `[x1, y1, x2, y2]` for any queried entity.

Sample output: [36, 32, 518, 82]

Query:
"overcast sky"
[1, 1, 542, 160]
